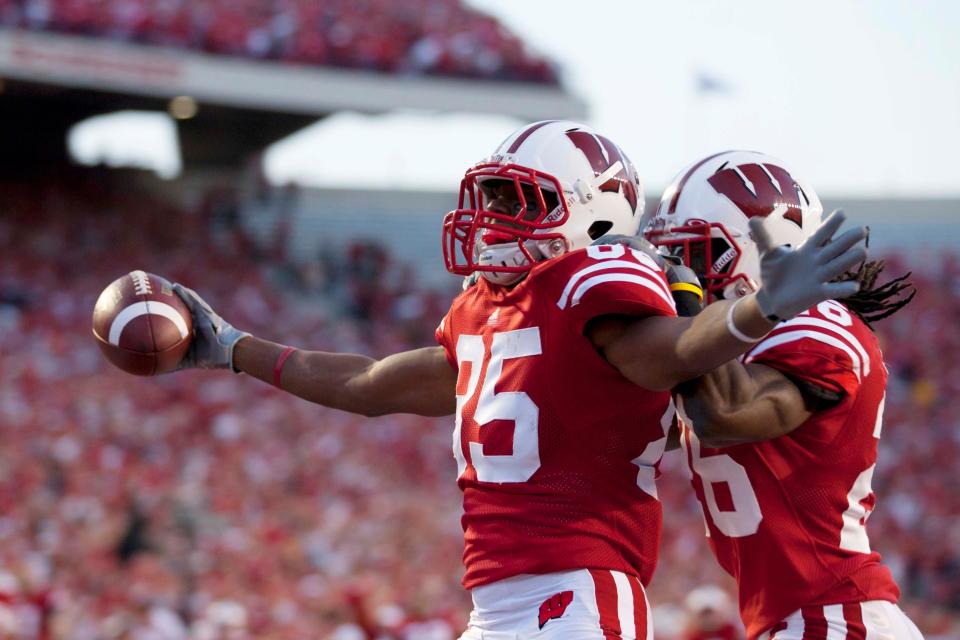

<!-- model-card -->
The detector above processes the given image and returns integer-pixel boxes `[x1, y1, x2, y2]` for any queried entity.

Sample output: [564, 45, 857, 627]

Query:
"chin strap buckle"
[573, 179, 594, 203]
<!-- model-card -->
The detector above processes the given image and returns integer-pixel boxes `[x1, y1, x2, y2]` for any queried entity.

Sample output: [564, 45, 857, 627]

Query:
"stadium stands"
[0, 0, 560, 85]
[0, 168, 957, 638]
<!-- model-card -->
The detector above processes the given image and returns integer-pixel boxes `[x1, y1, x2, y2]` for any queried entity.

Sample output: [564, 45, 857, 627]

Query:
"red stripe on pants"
[800, 606, 828, 640]
[627, 575, 648, 639]
[842, 603, 866, 640]
[589, 569, 621, 639]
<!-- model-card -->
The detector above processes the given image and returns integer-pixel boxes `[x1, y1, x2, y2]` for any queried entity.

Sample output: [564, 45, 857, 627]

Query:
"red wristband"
[273, 346, 296, 388]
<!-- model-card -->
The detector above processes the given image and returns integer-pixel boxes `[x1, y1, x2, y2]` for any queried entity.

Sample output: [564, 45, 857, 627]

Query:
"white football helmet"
[442, 120, 644, 285]
[645, 150, 823, 302]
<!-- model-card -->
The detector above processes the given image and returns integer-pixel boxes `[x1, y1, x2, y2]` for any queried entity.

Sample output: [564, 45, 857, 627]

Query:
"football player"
[170, 124, 868, 639]
[645, 151, 921, 640]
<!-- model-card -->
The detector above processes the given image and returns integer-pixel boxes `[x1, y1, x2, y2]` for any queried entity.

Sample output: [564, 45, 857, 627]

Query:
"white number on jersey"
[840, 465, 876, 553]
[808, 300, 853, 326]
[839, 392, 884, 553]
[631, 398, 675, 500]
[682, 427, 763, 537]
[453, 328, 542, 483]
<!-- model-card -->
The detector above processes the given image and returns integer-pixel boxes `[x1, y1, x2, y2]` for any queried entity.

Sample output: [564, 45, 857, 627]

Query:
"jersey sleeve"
[548, 245, 677, 334]
[743, 315, 868, 398]
[434, 312, 458, 371]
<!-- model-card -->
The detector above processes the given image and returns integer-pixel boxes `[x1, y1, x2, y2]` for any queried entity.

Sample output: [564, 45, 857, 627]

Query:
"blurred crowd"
[0, 0, 560, 85]
[0, 167, 957, 639]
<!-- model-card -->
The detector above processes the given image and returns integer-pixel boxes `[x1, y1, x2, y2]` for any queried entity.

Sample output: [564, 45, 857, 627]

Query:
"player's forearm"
[679, 363, 764, 446]
[605, 294, 775, 390]
[232, 336, 386, 416]
[673, 294, 776, 377]
[232, 337, 456, 417]
[679, 362, 811, 447]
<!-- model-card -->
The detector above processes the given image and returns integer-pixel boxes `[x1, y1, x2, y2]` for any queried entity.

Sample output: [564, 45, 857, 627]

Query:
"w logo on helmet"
[566, 131, 640, 211]
[707, 163, 807, 228]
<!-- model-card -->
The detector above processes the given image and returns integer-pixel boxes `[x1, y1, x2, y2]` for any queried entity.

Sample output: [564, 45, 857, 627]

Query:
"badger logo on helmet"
[644, 150, 823, 302]
[442, 120, 644, 286]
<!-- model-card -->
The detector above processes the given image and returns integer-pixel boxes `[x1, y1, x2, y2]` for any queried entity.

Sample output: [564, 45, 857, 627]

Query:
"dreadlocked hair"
[836, 259, 916, 329]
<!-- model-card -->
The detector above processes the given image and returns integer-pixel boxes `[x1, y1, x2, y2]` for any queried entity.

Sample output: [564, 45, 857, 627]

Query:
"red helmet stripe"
[505, 120, 559, 154]
[566, 131, 610, 176]
[567, 131, 640, 211]
[596, 135, 639, 211]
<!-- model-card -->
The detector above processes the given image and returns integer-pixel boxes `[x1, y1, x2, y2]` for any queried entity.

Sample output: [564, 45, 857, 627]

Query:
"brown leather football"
[92, 271, 193, 375]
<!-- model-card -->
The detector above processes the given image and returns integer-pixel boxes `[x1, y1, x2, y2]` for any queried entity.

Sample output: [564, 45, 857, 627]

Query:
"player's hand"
[752, 210, 866, 322]
[171, 284, 250, 372]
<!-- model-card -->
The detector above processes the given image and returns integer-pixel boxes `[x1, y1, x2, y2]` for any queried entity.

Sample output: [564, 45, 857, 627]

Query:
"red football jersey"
[436, 244, 677, 589]
[679, 301, 900, 640]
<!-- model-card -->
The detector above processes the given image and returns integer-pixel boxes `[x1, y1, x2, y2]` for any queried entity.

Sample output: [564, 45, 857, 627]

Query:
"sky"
[71, 0, 960, 197]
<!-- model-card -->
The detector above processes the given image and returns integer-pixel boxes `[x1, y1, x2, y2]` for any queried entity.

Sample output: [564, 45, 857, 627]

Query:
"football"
[92, 271, 193, 375]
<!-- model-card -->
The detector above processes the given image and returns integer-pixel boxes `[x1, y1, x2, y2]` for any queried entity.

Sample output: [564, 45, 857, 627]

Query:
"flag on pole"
[695, 71, 734, 96]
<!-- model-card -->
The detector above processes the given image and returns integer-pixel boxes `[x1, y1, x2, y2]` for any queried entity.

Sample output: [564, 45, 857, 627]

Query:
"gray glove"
[172, 284, 250, 371]
[752, 210, 866, 322]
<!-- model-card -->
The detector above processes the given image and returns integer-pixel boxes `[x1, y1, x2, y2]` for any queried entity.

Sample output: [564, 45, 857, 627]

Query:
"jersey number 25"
[453, 328, 542, 483]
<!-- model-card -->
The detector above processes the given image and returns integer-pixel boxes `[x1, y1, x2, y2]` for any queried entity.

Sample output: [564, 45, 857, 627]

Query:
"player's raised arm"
[171, 285, 457, 418]
[592, 211, 867, 391]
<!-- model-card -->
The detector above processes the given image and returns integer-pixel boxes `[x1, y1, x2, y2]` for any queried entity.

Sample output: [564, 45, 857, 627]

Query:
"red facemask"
[646, 218, 753, 303]
[442, 163, 567, 277]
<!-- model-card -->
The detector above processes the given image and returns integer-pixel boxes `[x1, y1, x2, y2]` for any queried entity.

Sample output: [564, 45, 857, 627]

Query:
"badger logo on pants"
[538, 591, 574, 629]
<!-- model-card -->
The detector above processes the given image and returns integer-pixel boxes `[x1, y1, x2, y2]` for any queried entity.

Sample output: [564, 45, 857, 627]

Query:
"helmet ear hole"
[587, 221, 614, 240]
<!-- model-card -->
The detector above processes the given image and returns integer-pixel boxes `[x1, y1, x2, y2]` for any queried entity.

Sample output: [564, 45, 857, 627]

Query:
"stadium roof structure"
[0, 28, 586, 171]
